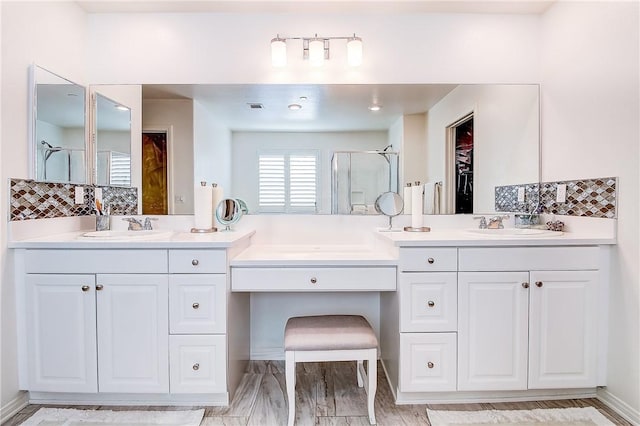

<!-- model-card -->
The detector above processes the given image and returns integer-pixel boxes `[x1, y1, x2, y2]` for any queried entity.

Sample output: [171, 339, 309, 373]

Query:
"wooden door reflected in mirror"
[142, 132, 168, 214]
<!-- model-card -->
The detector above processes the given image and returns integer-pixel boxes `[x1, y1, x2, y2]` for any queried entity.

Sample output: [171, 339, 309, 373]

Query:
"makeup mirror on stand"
[374, 191, 404, 231]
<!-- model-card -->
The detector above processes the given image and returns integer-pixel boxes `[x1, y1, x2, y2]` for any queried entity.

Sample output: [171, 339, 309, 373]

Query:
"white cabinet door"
[528, 270, 598, 389]
[400, 272, 457, 332]
[26, 274, 97, 393]
[96, 274, 169, 393]
[458, 272, 529, 391]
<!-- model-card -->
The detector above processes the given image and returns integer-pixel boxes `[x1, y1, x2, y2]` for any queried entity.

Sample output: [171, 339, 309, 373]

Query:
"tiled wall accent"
[9, 179, 138, 221]
[495, 177, 617, 218]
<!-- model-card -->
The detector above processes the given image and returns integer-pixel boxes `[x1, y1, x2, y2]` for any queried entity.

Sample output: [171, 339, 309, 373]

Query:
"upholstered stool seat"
[284, 315, 378, 425]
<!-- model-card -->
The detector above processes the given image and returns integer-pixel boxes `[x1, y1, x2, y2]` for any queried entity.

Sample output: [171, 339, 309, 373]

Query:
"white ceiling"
[143, 84, 459, 131]
[77, 0, 554, 15]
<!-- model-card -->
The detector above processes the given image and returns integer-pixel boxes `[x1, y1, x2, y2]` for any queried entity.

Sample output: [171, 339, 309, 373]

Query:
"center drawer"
[231, 267, 396, 292]
[399, 248, 457, 272]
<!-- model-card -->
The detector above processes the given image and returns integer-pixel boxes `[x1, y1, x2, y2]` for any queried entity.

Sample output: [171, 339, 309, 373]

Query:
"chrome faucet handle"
[488, 214, 510, 229]
[473, 216, 488, 229]
[143, 217, 158, 230]
[122, 217, 143, 231]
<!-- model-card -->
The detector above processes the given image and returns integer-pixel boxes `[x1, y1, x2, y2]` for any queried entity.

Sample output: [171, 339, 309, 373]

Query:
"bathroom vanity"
[9, 222, 614, 406]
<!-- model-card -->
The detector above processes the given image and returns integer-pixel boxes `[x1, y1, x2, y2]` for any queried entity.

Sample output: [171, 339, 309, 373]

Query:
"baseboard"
[1, 391, 28, 423]
[597, 388, 640, 425]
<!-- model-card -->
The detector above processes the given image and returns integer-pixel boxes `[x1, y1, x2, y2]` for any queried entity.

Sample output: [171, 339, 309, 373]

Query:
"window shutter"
[259, 154, 286, 209]
[109, 152, 131, 186]
[289, 155, 317, 212]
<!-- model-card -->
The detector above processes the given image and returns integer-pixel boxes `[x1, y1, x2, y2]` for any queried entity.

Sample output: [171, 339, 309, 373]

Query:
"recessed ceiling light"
[288, 104, 302, 111]
[114, 104, 129, 111]
[299, 96, 308, 102]
[368, 104, 382, 111]
[248, 103, 264, 109]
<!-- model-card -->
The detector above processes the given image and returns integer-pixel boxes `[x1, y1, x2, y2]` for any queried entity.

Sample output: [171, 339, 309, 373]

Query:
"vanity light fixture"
[271, 33, 363, 68]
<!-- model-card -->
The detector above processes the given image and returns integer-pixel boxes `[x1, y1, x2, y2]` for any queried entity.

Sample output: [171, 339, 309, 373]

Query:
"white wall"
[402, 113, 428, 186]
[231, 131, 387, 214]
[193, 100, 232, 198]
[142, 99, 194, 214]
[540, 1, 639, 421]
[1, 0, 88, 413]
[425, 85, 539, 213]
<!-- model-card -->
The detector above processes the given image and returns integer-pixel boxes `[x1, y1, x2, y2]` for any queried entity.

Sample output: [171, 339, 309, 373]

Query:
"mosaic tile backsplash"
[495, 177, 617, 219]
[10, 179, 138, 221]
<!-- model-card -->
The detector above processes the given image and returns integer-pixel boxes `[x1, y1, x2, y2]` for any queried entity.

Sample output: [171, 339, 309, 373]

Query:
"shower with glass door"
[331, 148, 399, 214]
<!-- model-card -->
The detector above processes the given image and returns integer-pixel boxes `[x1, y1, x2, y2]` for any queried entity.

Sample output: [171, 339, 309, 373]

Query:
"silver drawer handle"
[82, 285, 90, 292]
[191, 259, 199, 266]
[427, 257, 435, 264]
[192, 302, 200, 309]
[427, 300, 435, 308]
[427, 362, 434, 369]
[310, 277, 317, 284]
[192, 363, 200, 371]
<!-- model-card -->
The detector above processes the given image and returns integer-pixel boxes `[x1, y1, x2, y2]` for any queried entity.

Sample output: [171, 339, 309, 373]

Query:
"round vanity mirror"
[215, 198, 243, 231]
[374, 191, 404, 231]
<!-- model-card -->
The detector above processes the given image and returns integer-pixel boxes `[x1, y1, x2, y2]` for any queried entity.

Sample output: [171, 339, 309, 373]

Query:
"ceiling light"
[288, 104, 302, 111]
[368, 105, 382, 111]
[270, 33, 363, 68]
[114, 104, 129, 111]
[299, 96, 308, 102]
[271, 35, 287, 67]
[347, 36, 363, 67]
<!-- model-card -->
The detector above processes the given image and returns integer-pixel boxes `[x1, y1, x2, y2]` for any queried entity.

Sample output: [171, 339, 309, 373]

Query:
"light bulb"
[347, 37, 363, 67]
[271, 37, 287, 67]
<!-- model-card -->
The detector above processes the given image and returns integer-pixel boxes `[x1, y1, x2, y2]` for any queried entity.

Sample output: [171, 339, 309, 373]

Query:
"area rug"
[427, 407, 614, 426]
[20, 408, 205, 426]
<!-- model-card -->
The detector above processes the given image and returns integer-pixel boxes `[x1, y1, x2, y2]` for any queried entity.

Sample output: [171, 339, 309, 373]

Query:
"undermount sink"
[79, 230, 173, 240]
[465, 228, 562, 237]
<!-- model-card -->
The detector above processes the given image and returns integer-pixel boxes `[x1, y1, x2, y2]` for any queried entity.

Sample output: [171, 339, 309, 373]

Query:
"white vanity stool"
[284, 315, 378, 425]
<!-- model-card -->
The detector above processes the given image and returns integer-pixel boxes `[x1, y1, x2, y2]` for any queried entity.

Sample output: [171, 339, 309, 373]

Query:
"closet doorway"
[446, 113, 474, 214]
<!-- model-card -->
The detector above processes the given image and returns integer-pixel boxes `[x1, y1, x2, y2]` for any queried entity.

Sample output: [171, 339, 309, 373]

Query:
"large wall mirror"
[93, 92, 132, 186]
[30, 65, 87, 183]
[141, 83, 539, 216]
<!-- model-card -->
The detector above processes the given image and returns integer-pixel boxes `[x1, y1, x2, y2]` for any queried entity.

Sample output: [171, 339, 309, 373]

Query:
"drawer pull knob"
[192, 259, 199, 266]
[82, 285, 90, 292]
[427, 362, 434, 369]
[192, 363, 200, 371]
[310, 277, 317, 284]
[535, 281, 543, 288]
[427, 300, 435, 307]
[522, 282, 530, 289]
[192, 302, 200, 309]
[427, 258, 435, 264]
[96, 284, 104, 291]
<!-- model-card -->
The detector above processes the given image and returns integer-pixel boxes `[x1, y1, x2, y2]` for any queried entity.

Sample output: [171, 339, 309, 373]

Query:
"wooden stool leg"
[286, 351, 296, 426]
[367, 350, 377, 424]
[357, 360, 364, 387]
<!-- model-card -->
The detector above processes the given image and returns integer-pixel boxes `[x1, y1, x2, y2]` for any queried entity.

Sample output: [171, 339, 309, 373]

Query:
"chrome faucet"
[487, 215, 510, 229]
[143, 217, 158, 230]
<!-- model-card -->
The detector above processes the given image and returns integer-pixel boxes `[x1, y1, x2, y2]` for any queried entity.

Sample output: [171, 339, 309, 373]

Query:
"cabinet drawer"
[400, 333, 457, 392]
[25, 249, 167, 273]
[399, 248, 457, 272]
[169, 275, 226, 334]
[459, 247, 599, 271]
[169, 250, 226, 274]
[231, 267, 396, 292]
[400, 272, 457, 332]
[169, 335, 226, 393]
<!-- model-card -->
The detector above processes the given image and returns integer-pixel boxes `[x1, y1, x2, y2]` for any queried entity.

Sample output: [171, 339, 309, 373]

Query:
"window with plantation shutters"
[258, 151, 318, 213]
[109, 152, 131, 186]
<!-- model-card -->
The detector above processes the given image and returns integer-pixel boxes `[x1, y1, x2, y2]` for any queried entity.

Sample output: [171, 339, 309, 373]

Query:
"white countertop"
[377, 228, 616, 247]
[8, 229, 255, 249]
[230, 244, 398, 266]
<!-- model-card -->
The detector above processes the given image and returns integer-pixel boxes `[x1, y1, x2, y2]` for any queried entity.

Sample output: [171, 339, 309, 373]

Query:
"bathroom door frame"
[142, 126, 174, 214]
